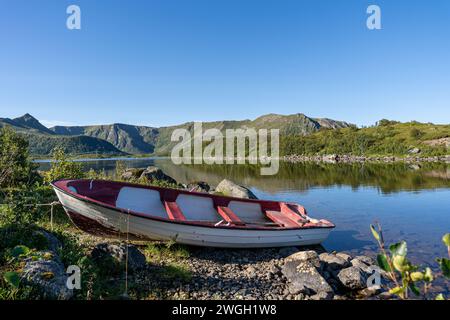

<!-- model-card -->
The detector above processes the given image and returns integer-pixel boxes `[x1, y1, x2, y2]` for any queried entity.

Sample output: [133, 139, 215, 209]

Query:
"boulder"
[215, 179, 257, 199]
[21, 251, 73, 300]
[285, 250, 321, 268]
[186, 181, 211, 193]
[319, 252, 351, 271]
[335, 252, 352, 263]
[32, 229, 62, 253]
[139, 166, 177, 185]
[336, 266, 368, 290]
[351, 257, 390, 280]
[282, 260, 333, 296]
[121, 168, 145, 181]
[352, 255, 375, 266]
[90, 243, 147, 273]
[282, 250, 333, 296]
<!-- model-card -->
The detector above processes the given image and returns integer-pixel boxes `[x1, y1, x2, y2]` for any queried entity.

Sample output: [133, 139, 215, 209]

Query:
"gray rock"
[358, 285, 383, 298]
[139, 166, 177, 185]
[336, 266, 368, 290]
[121, 168, 145, 180]
[282, 250, 333, 296]
[215, 179, 258, 199]
[335, 252, 352, 263]
[309, 291, 333, 300]
[352, 255, 375, 266]
[319, 252, 351, 271]
[21, 251, 73, 300]
[33, 229, 62, 253]
[285, 250, 321, 268]
[91, 243, 147, 273]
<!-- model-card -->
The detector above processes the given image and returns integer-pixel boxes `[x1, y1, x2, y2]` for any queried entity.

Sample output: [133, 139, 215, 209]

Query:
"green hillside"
[23, 133, 126, 156]
[281, 120, 450, 157]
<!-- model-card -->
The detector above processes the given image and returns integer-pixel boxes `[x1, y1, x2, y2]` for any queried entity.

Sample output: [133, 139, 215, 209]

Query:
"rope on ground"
[20, 201, 61, 231]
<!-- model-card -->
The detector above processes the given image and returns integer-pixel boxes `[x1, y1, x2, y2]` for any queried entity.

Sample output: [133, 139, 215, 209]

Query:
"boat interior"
[56, 179, 332, 229]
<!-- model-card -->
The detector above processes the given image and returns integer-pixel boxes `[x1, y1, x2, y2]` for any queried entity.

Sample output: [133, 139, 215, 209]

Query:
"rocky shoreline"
[143, 246, 390, 300]
[23, 233, 390, 300]
[283, 154, 450, 164]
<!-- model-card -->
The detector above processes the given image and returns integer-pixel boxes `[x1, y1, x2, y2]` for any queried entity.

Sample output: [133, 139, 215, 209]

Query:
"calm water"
[37, 158, 450, 270]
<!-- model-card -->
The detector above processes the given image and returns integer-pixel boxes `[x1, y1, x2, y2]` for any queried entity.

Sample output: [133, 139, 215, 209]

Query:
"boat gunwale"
[51, 179, 335, 231]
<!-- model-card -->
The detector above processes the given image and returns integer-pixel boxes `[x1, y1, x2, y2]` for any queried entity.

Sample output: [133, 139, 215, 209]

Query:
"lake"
[36, 158, 450, 270]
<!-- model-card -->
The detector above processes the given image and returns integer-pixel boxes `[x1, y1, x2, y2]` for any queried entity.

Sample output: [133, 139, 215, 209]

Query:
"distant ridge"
[0, 115, 126, 156]
[1, 112, 353, 156]
[49, 113, 353, 155]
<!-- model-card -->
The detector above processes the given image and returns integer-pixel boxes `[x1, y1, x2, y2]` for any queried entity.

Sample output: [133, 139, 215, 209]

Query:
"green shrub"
[0, 126, 40, 188]
[43, 147, 85, 183]
[371, 223, 449, 299]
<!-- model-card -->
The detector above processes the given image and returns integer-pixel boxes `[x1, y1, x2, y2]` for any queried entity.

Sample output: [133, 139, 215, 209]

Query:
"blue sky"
[0, 0, 449, 127]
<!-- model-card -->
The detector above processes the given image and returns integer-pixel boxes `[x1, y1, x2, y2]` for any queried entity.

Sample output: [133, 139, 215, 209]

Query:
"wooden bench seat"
[217, 206, 245, 225]
[164, 201, 187, 221]
[265, 210, 300, 228]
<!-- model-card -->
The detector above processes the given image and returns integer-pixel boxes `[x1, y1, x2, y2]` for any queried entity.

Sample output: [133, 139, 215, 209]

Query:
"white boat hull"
[54, 189, 333, 248]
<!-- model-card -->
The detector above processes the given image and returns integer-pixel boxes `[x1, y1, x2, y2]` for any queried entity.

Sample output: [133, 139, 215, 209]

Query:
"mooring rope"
[0, 201, 63, 231]
[124, 209, 130, 296]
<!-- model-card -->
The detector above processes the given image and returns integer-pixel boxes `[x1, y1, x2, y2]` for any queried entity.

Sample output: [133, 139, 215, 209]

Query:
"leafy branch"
[370, 222, 449, 300]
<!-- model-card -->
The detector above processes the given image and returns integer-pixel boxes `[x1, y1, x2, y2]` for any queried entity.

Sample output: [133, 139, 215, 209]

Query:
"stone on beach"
[282, 250, 333, 296]
[91, 243, 147, 273]
[336, 266, 369, 290]
[21, 252, 73, 300]
[215, 179, 258, 199]
[139, 166, 177, 185]
[319, 252, 351, 271]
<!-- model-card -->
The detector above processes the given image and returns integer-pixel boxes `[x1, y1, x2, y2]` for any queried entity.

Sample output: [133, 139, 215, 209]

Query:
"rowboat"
[51, 179, 335, 248]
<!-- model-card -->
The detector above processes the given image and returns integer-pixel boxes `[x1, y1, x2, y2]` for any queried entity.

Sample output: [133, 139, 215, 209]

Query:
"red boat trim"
[217, 206, 244, 225]
[51, 179, 335, 231]
[164, 201, 186, 221]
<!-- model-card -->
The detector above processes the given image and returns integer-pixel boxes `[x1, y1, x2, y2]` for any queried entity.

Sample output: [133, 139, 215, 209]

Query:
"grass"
[281, 121, 450, 157]
[144, 241, 190, 261]
[143, 242, 192, 282]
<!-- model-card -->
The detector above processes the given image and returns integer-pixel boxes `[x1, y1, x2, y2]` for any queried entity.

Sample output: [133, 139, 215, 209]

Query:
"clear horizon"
[1, 0, 449, 127]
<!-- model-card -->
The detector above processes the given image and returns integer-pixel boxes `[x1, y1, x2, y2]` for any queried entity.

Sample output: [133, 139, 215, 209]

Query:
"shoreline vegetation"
[31, 153, 450, 163]
[1, 127, 449, 300]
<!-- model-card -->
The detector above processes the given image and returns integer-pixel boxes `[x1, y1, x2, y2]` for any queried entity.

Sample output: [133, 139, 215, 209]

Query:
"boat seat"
[280, 203, 308, 223]
[265, 210, 300, 228]
[116, 187, 167, 218]
[176, 194, 221, 222]
[228, 201, 269, 224]
[164, 201, 186, 221]
[216, 206, 245, 225]
[68, 186, 78, 194]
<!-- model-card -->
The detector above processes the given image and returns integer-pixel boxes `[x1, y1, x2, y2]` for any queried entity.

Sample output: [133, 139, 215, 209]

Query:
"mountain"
[23, 133, 125, 156]
[52, 123, 159, 154]
[0, 114, 54, 135]
[13, 113, 55, 135]
[50, 113, 353, 155]
[1, 112, 354, 156]
[0, 115, 125, 156]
